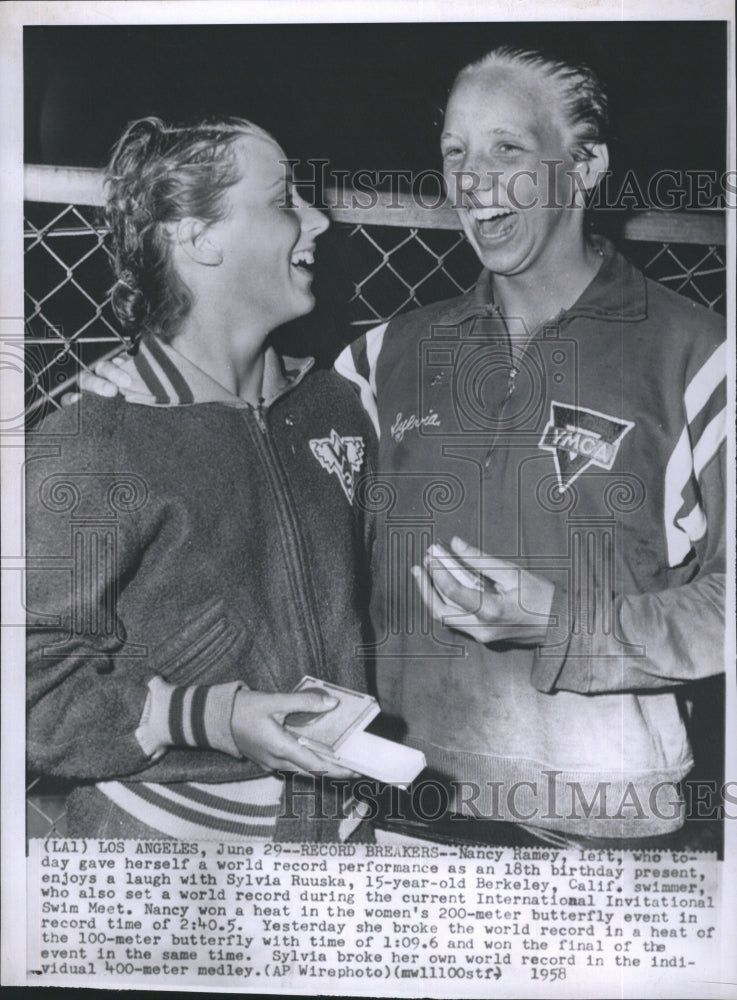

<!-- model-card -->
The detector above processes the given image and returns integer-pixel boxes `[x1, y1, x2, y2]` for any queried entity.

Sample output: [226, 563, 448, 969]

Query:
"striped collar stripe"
[120, 335, 315, 408]
[145, 334, 195, 404]
[133, 345, 174, 404]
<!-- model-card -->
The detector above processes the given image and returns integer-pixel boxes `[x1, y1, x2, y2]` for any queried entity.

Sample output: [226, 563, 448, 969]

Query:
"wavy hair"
[104, 116, 273, 346]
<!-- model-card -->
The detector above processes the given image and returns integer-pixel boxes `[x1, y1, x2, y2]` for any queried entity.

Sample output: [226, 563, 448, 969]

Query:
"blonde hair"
[105, 116, 274, 345]
[456, 46, 608, 162]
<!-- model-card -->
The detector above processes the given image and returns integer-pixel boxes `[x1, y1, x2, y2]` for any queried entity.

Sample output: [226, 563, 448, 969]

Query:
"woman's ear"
[174, 217, 223, 267]
[570, 143, 610, 203]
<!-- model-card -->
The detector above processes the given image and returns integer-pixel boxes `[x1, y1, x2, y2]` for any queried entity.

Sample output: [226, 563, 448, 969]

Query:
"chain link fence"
[23, 165, 727, 836]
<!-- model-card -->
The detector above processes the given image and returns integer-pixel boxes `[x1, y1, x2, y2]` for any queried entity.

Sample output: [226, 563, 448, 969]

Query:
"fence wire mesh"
[23, 185, 727, 836]
[24, 200, 727, 428]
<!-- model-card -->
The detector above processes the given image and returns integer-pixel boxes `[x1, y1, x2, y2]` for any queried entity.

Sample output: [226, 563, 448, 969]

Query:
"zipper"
[483, 313, 524, 469]
[245, 403, 328, 678]
[254, 398, 268, 433]
[483, 311, 567, 469]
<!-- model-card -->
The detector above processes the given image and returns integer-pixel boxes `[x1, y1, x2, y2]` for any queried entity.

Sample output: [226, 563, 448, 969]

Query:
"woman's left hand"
[412, 536, 555, 646]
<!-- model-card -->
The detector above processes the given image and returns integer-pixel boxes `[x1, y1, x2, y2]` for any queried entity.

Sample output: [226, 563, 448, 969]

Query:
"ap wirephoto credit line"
[1, 1, 735, 996]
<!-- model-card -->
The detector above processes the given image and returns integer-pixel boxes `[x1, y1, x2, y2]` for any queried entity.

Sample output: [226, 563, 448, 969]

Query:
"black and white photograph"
[1, 0, 735, 995]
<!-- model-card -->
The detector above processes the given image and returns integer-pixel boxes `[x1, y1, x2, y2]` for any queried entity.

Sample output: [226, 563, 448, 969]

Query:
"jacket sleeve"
[533, 342, 726, 694]
[333, 324, 387, 438]
[25, 406, 244, 781]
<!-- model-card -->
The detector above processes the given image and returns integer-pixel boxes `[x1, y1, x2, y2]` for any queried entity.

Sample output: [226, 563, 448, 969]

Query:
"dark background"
[25, 21, 727, 180]
[24, 22, 729, 363]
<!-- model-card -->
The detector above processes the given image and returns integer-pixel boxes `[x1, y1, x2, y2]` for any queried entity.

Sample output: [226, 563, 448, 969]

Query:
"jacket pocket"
[155, 598, 245, 685]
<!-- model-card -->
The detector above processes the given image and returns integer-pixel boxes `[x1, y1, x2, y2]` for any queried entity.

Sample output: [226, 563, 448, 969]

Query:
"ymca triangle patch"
[539, 402, 635, 492]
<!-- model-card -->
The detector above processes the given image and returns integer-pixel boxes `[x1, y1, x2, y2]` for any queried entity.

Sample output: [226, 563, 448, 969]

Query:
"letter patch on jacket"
[539, 402, 634, 491]
[309, 429, 365, 503]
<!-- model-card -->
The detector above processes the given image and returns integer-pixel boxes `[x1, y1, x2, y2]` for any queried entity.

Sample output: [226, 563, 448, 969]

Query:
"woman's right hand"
[61, 357, 132, 406]
[230, 689, 359, 779]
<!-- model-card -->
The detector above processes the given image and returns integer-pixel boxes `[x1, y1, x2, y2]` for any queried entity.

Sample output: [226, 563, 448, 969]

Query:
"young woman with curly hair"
[26, 117, 376, 841]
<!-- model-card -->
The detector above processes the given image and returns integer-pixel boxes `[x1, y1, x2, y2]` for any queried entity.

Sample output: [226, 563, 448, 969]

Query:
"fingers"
[270, 690, 338, 722]
[233, 688, 336, 727]
[277, 693, 359, 777]
[231, 689, 356, 778]
[79, 369, 121, 397]
[60, 391, 81, 407]
[94, 357, 133, 387]
[78, 358, 132, 399]
[262, 727, 358, 779]
[413, 556, 507, 645]
[264, 731, 329, 773]
[449, 537, 518, 592]
[424, 542, 484, 612]
[449, 536, 490, 561]
[450, 537, 554, 622]
[428, 542, 483, 590]
[411, 562, 478, 625]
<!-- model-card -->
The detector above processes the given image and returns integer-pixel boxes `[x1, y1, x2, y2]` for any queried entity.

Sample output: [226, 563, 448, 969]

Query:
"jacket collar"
[119, 334, 314, 408]
[448, 235, 648, 326]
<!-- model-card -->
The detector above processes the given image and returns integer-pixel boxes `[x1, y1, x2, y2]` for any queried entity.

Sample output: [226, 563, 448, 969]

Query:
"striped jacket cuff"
[136, 675, 245, 759]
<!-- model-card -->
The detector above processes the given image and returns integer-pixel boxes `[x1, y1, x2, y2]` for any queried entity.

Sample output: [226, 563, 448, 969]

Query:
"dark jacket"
[336, 239, 725, 837]
[27, 338, 376, 803]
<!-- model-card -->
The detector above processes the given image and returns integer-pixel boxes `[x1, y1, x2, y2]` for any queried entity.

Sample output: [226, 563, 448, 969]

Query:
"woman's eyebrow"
[442, 126, 532, 141]
[490, 126, 528, 137]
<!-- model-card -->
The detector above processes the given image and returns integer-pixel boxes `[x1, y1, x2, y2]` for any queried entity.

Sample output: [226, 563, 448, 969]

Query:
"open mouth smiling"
[467, 206, 517, 240]
[290, 248, 315, 273]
